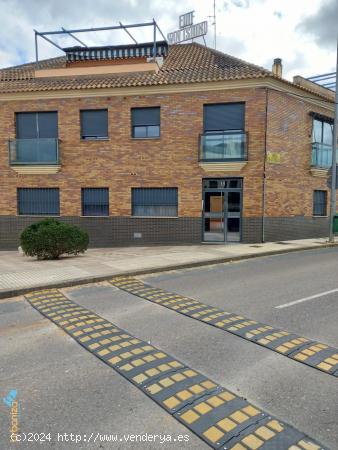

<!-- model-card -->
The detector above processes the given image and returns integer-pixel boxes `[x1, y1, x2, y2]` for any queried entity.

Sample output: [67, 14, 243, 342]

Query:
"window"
[204, 103, 245, 132]
[80, 109, 108, 140]
[16, 112, 58, 139]
[132, 188, 178, 217]
[131, 107, 160, 138]
[313, 190, 327, 216]
[312, 117, 333, 146]
[18, 188, 60, 215]
[82, 188, 109, 216]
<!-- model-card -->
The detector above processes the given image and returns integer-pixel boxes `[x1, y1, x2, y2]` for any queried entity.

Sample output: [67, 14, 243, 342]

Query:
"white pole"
[329, 35, 338, 242]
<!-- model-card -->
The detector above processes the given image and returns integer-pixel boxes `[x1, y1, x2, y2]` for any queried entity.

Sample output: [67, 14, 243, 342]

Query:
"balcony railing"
[9, 138, 60, 165]
[311, 142, 337, 169]
[199, 131, 247, 162]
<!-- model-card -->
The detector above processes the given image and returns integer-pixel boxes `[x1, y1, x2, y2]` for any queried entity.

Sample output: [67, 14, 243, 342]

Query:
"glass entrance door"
[226, 191, 241, 242]
[203, 191, 225, 242]
[202, 179, 242, 243]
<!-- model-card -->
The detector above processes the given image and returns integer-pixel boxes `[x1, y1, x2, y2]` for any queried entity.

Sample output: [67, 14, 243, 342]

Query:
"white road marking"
[276, 288, 338, 309]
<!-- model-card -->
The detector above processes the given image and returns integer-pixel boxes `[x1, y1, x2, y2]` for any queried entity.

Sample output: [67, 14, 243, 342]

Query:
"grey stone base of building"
[242, 217, 263, 243]
[263, 216, 330, 242]
[0, 216, 202, 250]
[242, 216, 330, 243]
[0, 215, 331, 250]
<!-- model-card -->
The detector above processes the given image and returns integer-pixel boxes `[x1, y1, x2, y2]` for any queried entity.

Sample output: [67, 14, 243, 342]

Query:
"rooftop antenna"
[208, 0, 216, 49]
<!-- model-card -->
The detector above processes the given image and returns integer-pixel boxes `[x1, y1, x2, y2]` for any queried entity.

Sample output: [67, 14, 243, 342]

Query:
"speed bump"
[109, 276, 338, 378]
[24, 289, 327, 450]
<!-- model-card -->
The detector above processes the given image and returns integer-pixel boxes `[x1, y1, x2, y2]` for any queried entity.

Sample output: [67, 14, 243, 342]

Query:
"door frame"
[202, 178, 243, 243]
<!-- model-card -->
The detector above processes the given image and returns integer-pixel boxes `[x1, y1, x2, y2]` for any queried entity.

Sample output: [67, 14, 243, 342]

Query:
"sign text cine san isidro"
[167, 11, 208, 45]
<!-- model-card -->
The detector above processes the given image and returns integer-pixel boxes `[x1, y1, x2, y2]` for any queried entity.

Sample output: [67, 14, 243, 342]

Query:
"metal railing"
[9, 138, 60, 165]
[199, 131, 247, 162]
[311, 142, 337, 168]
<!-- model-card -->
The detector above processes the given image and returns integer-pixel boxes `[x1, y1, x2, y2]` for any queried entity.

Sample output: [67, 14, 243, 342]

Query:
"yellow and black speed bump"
[289, 345, 338, 376]
[24, 289, 327, 450]
[175, 395, 313, 449]
[109, 276, 338, 378]
[143, 368, 219, 413]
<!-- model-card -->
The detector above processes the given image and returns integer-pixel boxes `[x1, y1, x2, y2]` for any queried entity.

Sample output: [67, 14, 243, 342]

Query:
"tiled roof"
[0, 43, 272, 93]
[0, 43, 334, 103]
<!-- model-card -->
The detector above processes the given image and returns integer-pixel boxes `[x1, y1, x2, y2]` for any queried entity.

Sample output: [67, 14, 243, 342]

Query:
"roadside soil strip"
[24, 288, 326, 450]
[109, 277, 338, 378]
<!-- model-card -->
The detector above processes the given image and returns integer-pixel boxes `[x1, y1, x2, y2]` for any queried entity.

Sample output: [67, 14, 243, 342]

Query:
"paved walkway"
[0, 238, 337, 298]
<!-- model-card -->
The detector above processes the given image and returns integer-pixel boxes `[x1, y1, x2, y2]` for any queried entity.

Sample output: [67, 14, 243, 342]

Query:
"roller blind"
[313, 190, 327, 216]
[204, 103, 244, 132]
[80, 109, 108, 138]
[38, 112, 58, 138]
[16, 112, 58, 139]
[132, 188, 178, 217]
[132, 107, 160, 126]
[18, 188, 60, 215]
[82, 188, 109, 216]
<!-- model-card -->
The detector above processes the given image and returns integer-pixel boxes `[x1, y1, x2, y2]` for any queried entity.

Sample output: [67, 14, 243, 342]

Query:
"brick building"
[0, 40, 336, 249]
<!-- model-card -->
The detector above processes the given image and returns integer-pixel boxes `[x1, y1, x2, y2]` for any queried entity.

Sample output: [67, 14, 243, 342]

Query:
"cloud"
[0, 0, 336, 81]
[232, 0, 250, 8]
[224, 0, 250, 10]
[216, 35, 246, 56]
[296, 0, 338, 49]
[0, 0, 184, 65]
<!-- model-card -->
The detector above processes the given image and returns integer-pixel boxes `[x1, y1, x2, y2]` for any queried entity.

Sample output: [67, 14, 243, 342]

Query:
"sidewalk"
[0, 237, 337, 298]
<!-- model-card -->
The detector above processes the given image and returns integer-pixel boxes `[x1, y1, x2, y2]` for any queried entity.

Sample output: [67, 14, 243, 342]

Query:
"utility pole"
[329, 35, 338, 242]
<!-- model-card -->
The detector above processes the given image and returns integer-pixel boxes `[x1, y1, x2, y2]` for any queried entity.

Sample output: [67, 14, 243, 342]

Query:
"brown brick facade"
[265, 89, 331, 218]
[0, 88, 267, 215]
[0, 85, 335, 248]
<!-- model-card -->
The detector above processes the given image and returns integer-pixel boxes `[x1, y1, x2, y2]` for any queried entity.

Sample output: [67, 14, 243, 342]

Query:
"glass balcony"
[199, 132, 247, 161]
[311, 142, 337, 169]
[9, 138, 59, 165]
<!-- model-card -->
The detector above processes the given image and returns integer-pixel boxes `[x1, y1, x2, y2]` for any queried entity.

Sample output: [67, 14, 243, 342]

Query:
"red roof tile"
[0, 43, 271, 93]
[0, 43, 334, 103]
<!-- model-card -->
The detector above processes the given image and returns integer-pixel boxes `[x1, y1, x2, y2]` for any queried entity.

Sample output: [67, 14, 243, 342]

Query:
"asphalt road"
[143, 246, 338, 346]
[1, 247, 338, 449]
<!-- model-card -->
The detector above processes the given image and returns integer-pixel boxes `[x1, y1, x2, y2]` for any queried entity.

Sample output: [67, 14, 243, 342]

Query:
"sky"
[0, 0, 337, 81]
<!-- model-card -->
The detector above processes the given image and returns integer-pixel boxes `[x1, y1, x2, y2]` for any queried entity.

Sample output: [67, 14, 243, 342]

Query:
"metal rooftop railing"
[307, 72, 336, 91]
[34, 20, 167, 63]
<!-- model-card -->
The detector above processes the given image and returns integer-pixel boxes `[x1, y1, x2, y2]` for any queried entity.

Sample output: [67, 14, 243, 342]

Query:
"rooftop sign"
[167, 11, 208, 45]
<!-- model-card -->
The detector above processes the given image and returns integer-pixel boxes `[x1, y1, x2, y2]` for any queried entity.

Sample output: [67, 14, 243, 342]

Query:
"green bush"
[20, 218, 89, 260]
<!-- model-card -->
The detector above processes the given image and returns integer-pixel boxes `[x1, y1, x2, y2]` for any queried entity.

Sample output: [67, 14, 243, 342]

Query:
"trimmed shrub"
[20, 218, 89, 260]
